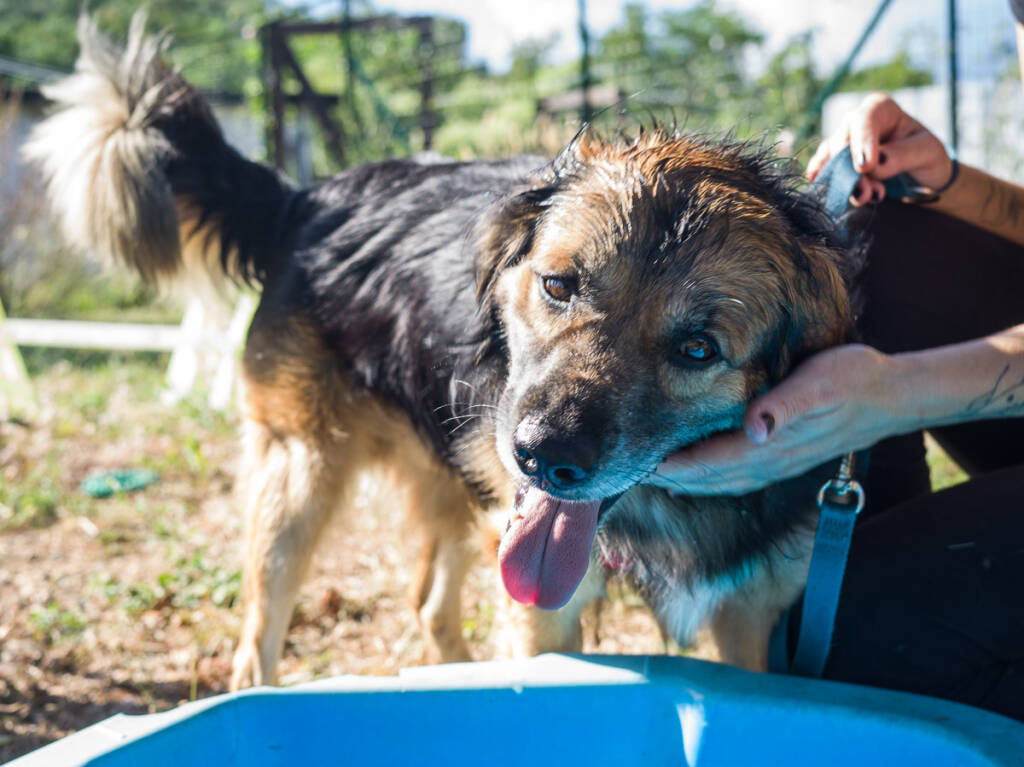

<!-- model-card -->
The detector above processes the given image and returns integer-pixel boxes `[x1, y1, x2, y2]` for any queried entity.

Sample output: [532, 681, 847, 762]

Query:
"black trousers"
[816, 202, 1024, 721]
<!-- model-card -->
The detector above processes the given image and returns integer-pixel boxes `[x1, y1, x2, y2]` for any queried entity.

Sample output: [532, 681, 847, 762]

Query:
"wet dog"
[27, 15, 854, 686]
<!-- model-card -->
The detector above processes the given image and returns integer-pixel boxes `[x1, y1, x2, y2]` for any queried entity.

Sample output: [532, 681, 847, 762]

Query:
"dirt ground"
[0, 360, 667, 763]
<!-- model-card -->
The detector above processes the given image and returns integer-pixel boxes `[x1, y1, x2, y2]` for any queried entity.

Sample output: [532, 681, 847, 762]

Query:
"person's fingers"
[849, 177, 872, 207]
[866, 177, 886, 204]
[653, 430, 757, 495]
[743, 389, 787, 445]
[806, 140, 831, 181]
[849, 93, 902, 173]
[655, 434, 744, 479]
[742, 369, 828, 445]
[806, 124, 850, 180]
[812, 93, 926, 183]
[849, 108, 877, 172]
[871, 133, 952, 189]
[848, 175, 887, 207]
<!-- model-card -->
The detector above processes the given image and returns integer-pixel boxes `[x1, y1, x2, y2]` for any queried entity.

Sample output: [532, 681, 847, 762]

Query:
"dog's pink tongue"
[498, 486, 600, 610]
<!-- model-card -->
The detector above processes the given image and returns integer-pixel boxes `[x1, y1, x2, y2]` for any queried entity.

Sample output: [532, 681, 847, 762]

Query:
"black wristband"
[916, 157, 959, 204]
[934, 158, 960, 196]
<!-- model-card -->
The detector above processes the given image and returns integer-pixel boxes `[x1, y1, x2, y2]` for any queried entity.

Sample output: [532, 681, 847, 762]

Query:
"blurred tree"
[838, 50, 933, 92]
[593, 1, 764, 127]
[598, 4, 649, 88]
[286, 15, 470, 167]
[508, 35, 558, 84]
[755, 32, 823, 153]
[0, 0, 268, 94]
[0, 0, 934, 169]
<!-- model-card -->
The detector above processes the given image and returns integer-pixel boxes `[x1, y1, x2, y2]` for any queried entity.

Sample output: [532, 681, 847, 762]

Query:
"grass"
[29, 602, 87, 644]
[0, 354, 236, 533]
[925, 435, 969, 491]
[94, 554, 241, 615]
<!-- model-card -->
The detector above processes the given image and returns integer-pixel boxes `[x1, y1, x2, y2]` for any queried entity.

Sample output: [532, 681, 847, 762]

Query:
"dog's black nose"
[512, 424, 596, 489]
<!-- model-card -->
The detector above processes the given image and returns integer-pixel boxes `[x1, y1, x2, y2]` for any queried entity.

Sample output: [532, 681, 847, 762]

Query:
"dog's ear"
[745, 168, 856, 382]
[475, 183, 558, 304]
[766, 237, 852, 382]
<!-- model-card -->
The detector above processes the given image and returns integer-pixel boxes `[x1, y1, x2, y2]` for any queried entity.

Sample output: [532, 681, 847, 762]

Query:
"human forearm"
[652, 332, 1024, 496]
[929, 165, 1024, 248]
[889, 324, 1024, 432]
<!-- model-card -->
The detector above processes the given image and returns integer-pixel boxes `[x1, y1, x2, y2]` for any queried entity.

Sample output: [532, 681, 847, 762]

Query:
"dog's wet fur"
[27, 14, 859, 685]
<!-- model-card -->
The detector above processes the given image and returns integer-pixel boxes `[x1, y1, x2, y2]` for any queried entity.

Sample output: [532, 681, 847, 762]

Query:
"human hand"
[806, 92, 955, 207]
[649, 344, 913, 496]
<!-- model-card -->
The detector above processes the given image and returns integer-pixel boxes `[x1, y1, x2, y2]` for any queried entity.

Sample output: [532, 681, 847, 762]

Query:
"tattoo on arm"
[965, 364, 1024, 417]
[979, 178, 1024, 232]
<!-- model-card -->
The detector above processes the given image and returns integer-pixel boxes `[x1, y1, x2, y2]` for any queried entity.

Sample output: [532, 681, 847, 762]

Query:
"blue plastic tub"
[10, 654, 1024, 766]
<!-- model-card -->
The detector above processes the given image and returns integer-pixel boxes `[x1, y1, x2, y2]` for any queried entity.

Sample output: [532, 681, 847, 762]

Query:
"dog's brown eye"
[680, 334, 718, 363]
[542, 276, 575, 303]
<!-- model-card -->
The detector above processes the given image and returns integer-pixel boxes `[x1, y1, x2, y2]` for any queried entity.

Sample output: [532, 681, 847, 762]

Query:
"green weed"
[29, 602, 86, 643]
[925, 437, 969, 491]
[461, 599, 495, 642]
[95, 550, 241, 614]
[0, 474, 60, 530]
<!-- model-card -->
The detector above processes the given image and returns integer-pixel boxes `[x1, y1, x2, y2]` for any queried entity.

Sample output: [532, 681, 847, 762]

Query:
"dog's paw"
[230, 642, 267, 690]
[421, 625, 472, 665]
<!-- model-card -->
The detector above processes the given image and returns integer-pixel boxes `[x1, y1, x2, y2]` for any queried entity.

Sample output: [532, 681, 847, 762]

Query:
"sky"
[358, 0, 1018, 81]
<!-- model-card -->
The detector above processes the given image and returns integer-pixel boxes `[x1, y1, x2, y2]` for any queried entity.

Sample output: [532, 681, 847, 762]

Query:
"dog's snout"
[512, 422, 597, 489]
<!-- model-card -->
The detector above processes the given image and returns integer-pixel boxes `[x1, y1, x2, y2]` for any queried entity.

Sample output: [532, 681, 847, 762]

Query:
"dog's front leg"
[695, 596, 782, 671]
[695, 535, 813, 672]
[494, 556, 607, 658]
[403, 476, 478, 664]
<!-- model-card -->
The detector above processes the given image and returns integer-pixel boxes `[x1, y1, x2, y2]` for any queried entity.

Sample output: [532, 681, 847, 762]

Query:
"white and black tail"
[24, 13, 298, 285]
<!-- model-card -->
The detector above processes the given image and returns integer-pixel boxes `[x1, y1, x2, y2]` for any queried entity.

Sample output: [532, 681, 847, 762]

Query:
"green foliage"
[258, 0, 840, 168]
[756, 33, 821, 141]
[29, 601, 86, 642]
[507, 34, 558, 83]
[838, 51, 933, 94]
[0, 0, 268, 94]
[276, 15, 471, 170]
[926, 438, 968, 491]
[97, 552, 241, 614]
[593, 2, 768, 130]
[0, 469, 60, 530]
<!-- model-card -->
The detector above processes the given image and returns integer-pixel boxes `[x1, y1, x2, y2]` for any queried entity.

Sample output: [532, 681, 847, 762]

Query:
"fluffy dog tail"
[24, 13, 299, 284]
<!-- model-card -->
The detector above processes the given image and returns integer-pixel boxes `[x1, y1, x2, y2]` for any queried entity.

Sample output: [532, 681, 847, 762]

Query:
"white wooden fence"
[0, 293, 256, 420]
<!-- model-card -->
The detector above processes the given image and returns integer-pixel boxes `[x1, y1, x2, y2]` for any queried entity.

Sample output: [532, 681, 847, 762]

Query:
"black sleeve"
[1012, 0, 1024, 24]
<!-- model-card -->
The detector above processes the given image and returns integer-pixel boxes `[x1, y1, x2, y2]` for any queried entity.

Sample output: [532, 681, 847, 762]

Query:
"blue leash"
[768, 147, 929, 678]
[770, 454, 865, 677]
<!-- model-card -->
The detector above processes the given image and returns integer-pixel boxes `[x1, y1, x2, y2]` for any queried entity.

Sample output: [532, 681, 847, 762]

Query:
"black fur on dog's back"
[292, 158, 545, 463]
[24, 12, 535, 481]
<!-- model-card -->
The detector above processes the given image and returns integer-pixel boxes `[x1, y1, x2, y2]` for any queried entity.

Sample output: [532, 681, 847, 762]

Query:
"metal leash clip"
[816, 452, 865, 515]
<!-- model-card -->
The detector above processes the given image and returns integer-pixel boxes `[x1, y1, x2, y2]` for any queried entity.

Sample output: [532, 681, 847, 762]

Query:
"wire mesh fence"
[1, 0, 1023, 322]
[250, 0, 1022, 182]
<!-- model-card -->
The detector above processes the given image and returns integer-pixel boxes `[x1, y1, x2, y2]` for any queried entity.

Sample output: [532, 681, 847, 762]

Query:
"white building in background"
[823, 80, 1024, 180]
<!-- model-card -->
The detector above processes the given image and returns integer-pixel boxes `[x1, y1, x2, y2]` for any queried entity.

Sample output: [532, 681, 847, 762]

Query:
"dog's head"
[477, 132, 852, 609]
